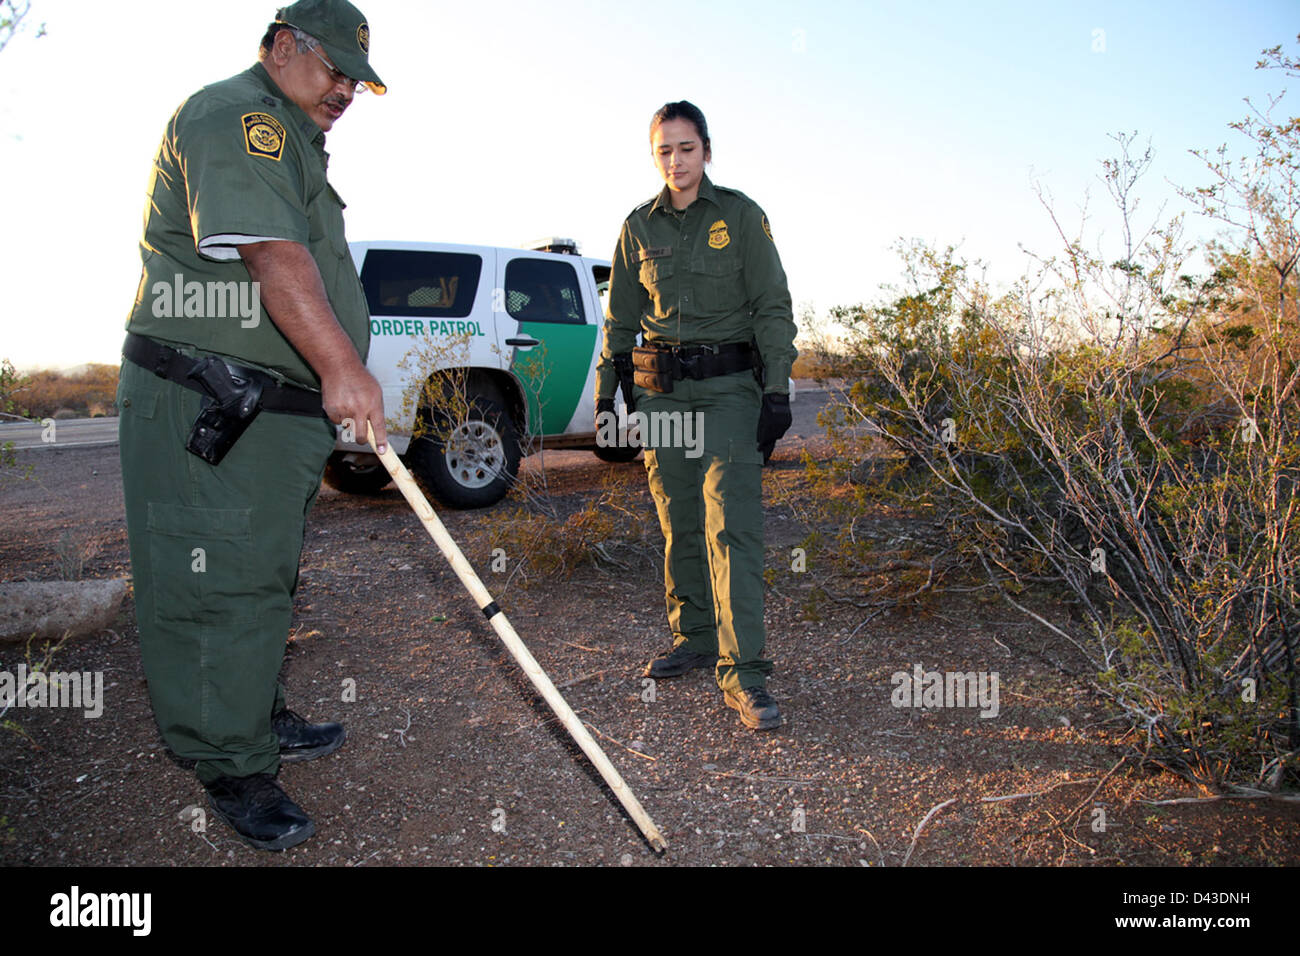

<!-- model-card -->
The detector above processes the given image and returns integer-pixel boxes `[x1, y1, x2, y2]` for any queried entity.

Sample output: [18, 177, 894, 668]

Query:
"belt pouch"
[632, 346, 675, 393]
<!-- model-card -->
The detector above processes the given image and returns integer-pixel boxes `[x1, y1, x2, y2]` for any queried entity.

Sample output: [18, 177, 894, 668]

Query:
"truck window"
[361, 250, 483, 319]
[591, 264, 610, 319]
[504, 258, 585, 325]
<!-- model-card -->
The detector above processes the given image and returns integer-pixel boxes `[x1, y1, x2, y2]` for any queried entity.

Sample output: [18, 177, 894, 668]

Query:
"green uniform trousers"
[117, 357, 336, 784]
[637, 370, 773, 693]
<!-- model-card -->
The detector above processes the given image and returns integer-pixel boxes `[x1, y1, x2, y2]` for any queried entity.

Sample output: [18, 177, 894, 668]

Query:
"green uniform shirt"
[125, 62, 369, 388]
[596, 174, 797, 398]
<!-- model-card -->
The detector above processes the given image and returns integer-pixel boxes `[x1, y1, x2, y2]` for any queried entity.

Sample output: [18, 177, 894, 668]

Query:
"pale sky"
[0, 0, 1295, 369]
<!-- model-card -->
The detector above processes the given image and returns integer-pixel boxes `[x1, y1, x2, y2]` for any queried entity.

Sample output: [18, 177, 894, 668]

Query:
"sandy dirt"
[1, 400, 1297, 869]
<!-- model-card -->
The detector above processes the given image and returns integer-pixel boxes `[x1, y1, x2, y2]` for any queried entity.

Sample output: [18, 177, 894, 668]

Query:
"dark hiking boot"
[724, 686, 782, 730]
[644, 645, 715, 678]
[273, 708, 346, 763]
[203, 773, 315, 851]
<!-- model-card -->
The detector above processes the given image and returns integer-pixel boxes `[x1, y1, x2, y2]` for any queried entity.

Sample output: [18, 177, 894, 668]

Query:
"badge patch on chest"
[242, 112, 286, 161]
[708, 219, 730, 250]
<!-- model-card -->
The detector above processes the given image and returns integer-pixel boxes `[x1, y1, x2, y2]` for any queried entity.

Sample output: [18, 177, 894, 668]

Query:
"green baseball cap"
[276, 0, 386, 94]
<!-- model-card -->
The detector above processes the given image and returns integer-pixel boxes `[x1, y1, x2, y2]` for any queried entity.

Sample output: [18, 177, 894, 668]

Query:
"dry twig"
[902, 797, 957, 867]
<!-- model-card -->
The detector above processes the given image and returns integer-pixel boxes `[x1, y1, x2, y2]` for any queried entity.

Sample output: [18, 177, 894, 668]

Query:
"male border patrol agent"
[118, 0, 386, 851]
[596, 103, 797, 730]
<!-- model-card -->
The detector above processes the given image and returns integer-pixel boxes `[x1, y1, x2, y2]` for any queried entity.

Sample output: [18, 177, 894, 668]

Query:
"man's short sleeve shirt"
[125, 63, 369, 388]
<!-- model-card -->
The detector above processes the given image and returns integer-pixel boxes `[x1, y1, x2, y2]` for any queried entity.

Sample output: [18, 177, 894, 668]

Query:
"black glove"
[595, 397, 616, 433]
[756, 392, 792, 460]
[612, 353, 636, 414]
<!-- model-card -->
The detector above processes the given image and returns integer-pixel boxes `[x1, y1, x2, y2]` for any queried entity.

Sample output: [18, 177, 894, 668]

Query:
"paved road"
[0, 384, 831, 455]
[789, 381, 827, 439]
[0, 417, 119, 449]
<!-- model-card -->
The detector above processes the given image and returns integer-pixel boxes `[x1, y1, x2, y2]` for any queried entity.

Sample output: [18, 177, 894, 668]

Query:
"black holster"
[613, 353, 637, 413]
[123, 333, 328, 467]
[184, 357, 264, 465]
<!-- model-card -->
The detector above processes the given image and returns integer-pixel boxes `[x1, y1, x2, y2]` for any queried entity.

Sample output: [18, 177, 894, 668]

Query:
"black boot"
[724, 686, 782, 730]
[643, 645, 715, 678]
[203, 773, 315, 851]
[273, 708, 346, 762]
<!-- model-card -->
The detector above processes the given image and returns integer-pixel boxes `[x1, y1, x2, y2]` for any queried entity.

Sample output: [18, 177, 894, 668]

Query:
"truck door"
[495, 253, 598, 438]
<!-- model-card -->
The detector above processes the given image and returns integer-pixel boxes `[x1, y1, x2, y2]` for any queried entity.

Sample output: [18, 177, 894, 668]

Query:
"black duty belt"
[645, 340, 756, 381]
[123, 332, 327, 419]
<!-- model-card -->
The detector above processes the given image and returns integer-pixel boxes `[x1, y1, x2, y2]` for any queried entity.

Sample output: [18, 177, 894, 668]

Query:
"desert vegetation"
[794, 42, 1299, 794]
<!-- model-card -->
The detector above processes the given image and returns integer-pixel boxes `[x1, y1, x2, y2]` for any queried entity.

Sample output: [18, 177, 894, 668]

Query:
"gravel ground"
[1, 419, 1297, 869]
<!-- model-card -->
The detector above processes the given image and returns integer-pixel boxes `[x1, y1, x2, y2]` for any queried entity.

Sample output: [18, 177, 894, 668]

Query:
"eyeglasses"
[308, 44, 367, 93]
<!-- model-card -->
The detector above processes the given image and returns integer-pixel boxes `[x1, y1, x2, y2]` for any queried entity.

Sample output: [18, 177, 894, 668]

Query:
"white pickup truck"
[328, 237, 790, 509]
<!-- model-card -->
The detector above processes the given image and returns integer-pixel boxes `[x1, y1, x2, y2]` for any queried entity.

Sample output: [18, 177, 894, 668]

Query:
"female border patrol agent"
[595, 101, 797, 730]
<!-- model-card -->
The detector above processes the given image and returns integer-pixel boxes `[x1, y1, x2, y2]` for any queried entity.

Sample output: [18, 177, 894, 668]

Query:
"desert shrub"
[807, 49, 1299, 791]
[17, 364, 119, 419]
[0, 358, 29, 467]
[469, 467, 653, 587]
[397, 329, 571, 515]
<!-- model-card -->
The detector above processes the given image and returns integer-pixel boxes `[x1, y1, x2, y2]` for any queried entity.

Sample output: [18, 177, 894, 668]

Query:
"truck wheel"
[593, 445, 642, 463]
[322, 451, 392, 495]
[405, 394, 521, 509]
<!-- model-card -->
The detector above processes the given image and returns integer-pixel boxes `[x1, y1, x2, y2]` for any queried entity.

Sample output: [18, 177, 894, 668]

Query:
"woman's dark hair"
[650, 101, 710, 154]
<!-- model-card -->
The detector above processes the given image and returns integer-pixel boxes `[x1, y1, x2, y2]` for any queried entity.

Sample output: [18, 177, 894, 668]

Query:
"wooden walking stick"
[365, 423, 668, 853]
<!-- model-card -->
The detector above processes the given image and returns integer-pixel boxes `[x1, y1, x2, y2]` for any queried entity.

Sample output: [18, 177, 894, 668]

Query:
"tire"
[322, 451, 392, 495]
[405, 392, 521, 509]
[593, 445, 642, 464]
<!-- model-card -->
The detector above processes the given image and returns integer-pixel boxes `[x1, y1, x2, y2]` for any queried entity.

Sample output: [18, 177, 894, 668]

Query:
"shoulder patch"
[242, 112, 286, 161]
[708, 219, 730, 250]
[762, 214, 773, 242]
